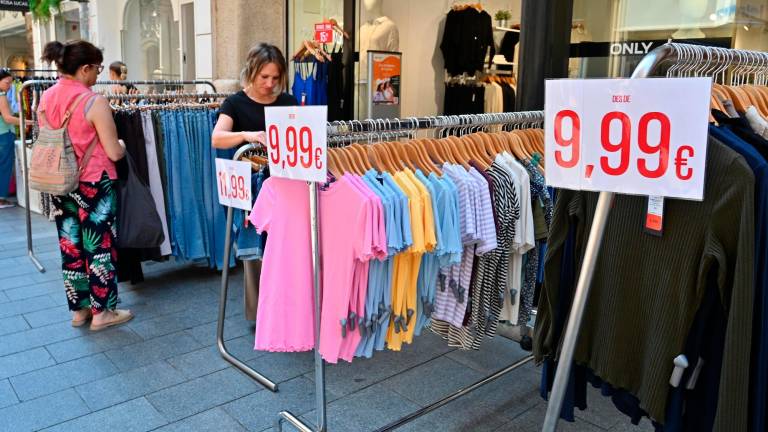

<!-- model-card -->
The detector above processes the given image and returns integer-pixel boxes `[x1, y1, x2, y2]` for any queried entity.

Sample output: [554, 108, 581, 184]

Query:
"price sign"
[215, 158, 252, 210]
[264, 105, 328, 183]
[314, 23, 334, 43]
[545, 77, 711, 200]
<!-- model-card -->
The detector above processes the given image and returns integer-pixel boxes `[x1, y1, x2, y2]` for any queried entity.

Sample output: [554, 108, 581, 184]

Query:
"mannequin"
[357, 0, 399, 117]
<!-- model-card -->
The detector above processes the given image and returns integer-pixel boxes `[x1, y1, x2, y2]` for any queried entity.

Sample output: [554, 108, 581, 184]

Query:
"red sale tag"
[645, 195, 664, 236]
[314, 23, 334, 44]
[545, 78, 711, 201]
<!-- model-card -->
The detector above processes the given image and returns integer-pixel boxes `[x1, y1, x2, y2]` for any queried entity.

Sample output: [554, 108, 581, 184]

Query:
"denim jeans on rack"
[163, 110, 207, 261]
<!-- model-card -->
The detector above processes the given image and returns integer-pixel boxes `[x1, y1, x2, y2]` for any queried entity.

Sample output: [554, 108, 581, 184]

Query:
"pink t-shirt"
[250, 177, 315, 351]
[38, 78, 117, 182]
[336, 175, 387, 362]
[318, 175, 377, 363]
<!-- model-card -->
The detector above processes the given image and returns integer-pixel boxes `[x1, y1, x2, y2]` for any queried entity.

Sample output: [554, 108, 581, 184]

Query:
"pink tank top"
[38, 78, 117, 182]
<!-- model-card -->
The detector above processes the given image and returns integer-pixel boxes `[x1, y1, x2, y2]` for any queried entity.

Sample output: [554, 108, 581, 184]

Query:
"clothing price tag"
[544, 77, 711, 200]
[314, 23, 334, 43]
[215, 158, 252, 210]
[645, 195, 664, 236]
[264, 105, 328, 183]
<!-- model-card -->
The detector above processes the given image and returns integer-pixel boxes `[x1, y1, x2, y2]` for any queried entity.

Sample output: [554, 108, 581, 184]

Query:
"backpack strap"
[76, 94, 101, 174]
[59, 92, 92, 129]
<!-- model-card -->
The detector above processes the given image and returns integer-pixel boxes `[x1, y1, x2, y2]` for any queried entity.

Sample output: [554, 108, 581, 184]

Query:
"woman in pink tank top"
[39, 40, 133, 331]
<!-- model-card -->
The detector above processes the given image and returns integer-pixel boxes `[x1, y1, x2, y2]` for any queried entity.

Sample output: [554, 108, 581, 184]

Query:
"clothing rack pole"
[217, 143, 279, 391]
[19, 79, 221, 272]
[271, 110, 543, 432]
[104, 92, 234, 101]
[540, 42, 755, 431]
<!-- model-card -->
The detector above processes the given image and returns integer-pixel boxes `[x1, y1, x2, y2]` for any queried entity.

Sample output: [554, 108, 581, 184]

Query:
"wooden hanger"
[374, 142, 400, 172]
[743, 85, 768, 118]
[502, 131, 528, 160]
[464, 134, 491, 169]
[367, 145, 387, 173]
[342, 146, 365, 174]
[349, 143, 374, 172]
[414, 139, 443, 175]
[445, 136, 472, 170]
[327, 150, 344, 178]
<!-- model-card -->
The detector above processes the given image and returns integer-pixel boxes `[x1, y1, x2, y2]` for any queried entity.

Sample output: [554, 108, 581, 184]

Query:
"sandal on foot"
[89, 309, 134, 332]
[71, 310, 93, 327]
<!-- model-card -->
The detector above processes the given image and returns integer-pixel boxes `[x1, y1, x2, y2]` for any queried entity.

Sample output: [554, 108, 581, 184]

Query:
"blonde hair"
[241, 43, 288, 93]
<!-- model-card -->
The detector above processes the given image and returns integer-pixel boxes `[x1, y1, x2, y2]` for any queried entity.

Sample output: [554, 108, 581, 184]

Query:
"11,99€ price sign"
[215, 158, 252, 210]
[544, 78, 712, 201]
[264, 105, 328, 183]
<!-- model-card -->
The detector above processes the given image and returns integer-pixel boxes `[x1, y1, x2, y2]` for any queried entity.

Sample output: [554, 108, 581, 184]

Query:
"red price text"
[553, 110, 694, 180]
[268, 125, 324, 170]
[217, 172, 249, 201]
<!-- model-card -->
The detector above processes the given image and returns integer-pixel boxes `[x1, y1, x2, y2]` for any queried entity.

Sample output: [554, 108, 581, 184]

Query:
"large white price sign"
[215, 158, 252, 210]
[264, 105, 328, 183]
[545, 77, 711, 200]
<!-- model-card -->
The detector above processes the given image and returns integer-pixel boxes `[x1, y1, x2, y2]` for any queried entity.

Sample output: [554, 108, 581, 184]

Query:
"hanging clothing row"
[242, 119, 551, 364]
[444, 74, 517, 116]
[535, 44, 768, 432]
[291, 34, 347, 120]
[108, 98, 234, 283]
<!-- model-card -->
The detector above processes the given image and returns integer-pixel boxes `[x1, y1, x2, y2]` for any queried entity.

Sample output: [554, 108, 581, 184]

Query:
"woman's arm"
[86, 95, 125, 161]
[0, 97, 19, 126]
[212, 113, 264, 149]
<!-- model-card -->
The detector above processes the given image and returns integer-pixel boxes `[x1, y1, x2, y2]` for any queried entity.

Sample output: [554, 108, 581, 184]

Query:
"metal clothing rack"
[216, 111, 544, 432]
[18, 79, 219, 272]
[104, 92, 234, 101]
[541, 43, 768, 431]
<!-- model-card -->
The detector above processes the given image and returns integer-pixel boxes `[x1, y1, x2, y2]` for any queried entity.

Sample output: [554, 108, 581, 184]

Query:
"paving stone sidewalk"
[0, 206, 654, 431]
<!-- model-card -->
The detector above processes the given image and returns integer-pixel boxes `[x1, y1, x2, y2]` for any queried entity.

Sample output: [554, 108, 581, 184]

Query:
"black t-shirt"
[219, 91, 298, 133]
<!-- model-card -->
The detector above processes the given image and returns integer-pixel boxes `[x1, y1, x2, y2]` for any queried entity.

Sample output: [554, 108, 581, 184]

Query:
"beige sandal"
[89, 309, 134, 332]
[71, 310, 93, 327]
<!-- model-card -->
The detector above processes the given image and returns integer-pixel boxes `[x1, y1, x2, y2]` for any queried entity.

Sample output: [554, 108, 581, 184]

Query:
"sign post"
[266, 106, 328, 432]
[541, 76, 711, 431]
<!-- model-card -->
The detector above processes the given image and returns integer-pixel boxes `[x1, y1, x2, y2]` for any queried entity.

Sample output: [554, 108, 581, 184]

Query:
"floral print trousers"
[52, 172, 118, 315]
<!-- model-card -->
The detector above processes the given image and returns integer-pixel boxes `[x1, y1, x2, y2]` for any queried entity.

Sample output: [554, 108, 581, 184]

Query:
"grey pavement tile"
[0, 315, 30, 336]
[105, 331, 204, 372]
[494, 402, 605, 432]
[303, 331, 456, 398]
[0, 378, 19, 409]
[23, 306, 72, 328]
[165, 336, 265, 380]
[147, 368, 263, 422]
[41, 397, 168, 432]
[154, 407, 247, 432]
[607, 418, 656, 431]
[75, 361, 187, 411]
[0, 319, 85, 357]
[126, 307, 219, 340]
[0, 290, 8, 303]
[574, 384, 633, 430]
[382, 356, 486, 407]
[0, 274, 40, 291]
[46, 326, 144, 363]
[4, 280, 62, 301]
[185, 314, 252, 346]
[246, 350, 315, 384]
[301, 385, 422, 432]
[446, 336, 529, 374]
[0, 294, 57, 319]
[223, 376, 316, 431]
[0, 347, 56, 380]
[9, 353, 118, 401]
[0, 388, 90, 432]
[48, 292, 69, 306]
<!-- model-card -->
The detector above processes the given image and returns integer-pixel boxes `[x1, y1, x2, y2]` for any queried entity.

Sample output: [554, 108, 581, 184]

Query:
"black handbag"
[116, 152, 165, 248]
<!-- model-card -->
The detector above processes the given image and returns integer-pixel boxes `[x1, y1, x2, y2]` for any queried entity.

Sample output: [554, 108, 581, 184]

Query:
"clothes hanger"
[349, 143, 373, 171]
[327, 150, 344, 178]
[502, 131, 528, 160]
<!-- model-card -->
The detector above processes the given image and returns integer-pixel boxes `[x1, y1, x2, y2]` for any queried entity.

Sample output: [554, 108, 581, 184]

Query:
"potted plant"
[29, 0, 62, 21]
[494, 10, 511, 27]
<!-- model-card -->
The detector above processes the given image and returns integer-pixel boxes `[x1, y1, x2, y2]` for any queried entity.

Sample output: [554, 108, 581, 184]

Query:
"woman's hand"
[241, 131, 266, 145]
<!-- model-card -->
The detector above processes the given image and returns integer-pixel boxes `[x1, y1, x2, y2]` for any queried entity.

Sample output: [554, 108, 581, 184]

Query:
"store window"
[286, 0, 522, 120]
[569, 0, 768, 78]
[0, 10, 32, 71]
[121, 0, 180, 80]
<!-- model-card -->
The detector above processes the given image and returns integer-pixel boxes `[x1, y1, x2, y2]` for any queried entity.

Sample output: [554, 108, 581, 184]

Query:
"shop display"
[246, 120, 549, 362]
[537, 44, 768, 432]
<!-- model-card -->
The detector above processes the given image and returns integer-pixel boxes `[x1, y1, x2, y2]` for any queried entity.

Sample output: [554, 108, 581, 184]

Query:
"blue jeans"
[0, 132, 15, 198]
